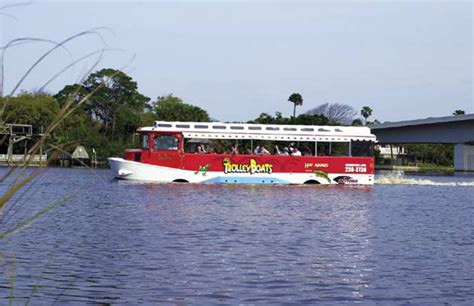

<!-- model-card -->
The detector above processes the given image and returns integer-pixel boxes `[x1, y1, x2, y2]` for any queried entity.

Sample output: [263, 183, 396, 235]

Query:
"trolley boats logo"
[223, 158, 273, 174]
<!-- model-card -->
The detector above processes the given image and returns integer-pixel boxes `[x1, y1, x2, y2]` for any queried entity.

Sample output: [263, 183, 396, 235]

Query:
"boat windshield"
[153, 135, 179, 151]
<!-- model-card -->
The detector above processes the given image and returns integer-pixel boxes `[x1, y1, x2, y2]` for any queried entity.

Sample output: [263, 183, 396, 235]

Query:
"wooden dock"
[0, 123, 46, 166]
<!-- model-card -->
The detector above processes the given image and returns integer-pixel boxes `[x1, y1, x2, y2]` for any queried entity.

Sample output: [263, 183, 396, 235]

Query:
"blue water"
[0, 168, 473, 304]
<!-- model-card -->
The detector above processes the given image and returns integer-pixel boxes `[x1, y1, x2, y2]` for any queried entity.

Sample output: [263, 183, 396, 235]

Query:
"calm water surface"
[0, 168, 472, 304]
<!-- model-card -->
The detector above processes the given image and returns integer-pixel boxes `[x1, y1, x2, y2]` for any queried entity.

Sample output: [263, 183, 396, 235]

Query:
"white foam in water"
[375, 170, 474, 186]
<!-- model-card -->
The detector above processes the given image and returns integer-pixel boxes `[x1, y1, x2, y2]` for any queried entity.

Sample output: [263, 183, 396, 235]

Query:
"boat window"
[298, 142, 314, 156]
[317, 142, 330, 156]
[318, 128, 330, 132]
[194, 124, 208, 129]
[157, 123, 172, 128]
[301, 128, 314, 132]
[351, 140, 374, 157]
[330, 142, 350, 156]
[248, 126, 262, 130]
[230, 126, 244, 130]
[154, 135, 179, 151]
[283, 127, 297, 131]
[141, 134, 149, 150]
[176, 124, 190, 128]
[212, 125, 226, 129]
[266, 127, 279, 131]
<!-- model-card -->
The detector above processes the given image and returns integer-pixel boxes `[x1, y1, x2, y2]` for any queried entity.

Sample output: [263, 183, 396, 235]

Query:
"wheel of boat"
[303, 180, 320, 185]
[172, 179, 189, 183]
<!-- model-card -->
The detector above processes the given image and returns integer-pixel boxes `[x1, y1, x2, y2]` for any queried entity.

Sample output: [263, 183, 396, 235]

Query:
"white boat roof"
[137, 121, 377, 142]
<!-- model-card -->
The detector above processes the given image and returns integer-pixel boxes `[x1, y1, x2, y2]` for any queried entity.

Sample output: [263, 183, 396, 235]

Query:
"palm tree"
[288, 93, 303, 118]
[361, 106, 373, 124]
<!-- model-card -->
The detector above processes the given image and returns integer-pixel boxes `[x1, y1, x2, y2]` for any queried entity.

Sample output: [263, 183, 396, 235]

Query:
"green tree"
[152, 94, 209, 122]
[293, 114, 329, 125]
[252, 112, 278, 124]
[54, 68, 150, 139]
[0, 91, 60, 133]
[251, 111, 328, 125]
[352, 118, 363, 126]
[361, 106, 373, 124]
[404, 144, 454, 166]
[453, 109, 465, 115]
[288, 93, 303, 118]
[53, 84, 88, 108]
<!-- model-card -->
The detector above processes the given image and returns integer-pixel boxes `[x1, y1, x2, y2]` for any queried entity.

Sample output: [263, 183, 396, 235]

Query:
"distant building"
[58, 145, 91, 167]
[376, 145, 406, 158]
[72, 145, 89, 160]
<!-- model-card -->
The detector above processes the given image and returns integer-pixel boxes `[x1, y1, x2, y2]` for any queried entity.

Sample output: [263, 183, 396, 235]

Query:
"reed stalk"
[0, 5, 124, 304]
[9, 255, 16, 306]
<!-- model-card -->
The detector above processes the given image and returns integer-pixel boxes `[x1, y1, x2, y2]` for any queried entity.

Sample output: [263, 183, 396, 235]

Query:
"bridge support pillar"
[454, 144, 474, 171]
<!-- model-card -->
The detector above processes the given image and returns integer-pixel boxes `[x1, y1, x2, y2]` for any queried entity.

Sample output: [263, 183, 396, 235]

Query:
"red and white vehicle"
[108, 121, 376, 185]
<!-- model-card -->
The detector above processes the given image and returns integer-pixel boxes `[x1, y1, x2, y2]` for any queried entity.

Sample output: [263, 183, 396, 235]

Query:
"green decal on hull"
[195, 163, 211, 176]
[313, 170, 331, 183]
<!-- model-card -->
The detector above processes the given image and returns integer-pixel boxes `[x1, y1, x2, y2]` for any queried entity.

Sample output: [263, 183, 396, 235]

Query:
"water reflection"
[0, 168, 472, 304]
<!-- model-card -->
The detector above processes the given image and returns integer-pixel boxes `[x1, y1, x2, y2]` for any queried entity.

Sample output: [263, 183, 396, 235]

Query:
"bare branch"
[306, 103, 356, 125]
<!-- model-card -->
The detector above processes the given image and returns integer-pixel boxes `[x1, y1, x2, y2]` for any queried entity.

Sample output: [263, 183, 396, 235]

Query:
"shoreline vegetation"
[0, 69, 460, 170]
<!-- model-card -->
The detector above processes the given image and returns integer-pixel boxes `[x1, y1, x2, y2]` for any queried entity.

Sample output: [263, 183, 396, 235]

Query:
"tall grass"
[0, 4, 124, 303]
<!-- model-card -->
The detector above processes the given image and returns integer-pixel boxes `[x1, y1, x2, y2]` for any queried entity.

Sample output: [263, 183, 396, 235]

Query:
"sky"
[1, 0, 472, 122]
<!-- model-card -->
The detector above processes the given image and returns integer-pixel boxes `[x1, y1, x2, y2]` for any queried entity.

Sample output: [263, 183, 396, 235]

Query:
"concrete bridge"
[370, 114, 474, 171]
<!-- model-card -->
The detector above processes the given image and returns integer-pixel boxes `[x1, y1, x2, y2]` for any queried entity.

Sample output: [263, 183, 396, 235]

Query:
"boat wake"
[375, 171, 474, 186]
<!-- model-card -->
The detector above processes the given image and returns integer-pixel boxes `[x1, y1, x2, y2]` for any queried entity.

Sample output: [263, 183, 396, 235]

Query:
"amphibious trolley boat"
[108, 121, 377, 185]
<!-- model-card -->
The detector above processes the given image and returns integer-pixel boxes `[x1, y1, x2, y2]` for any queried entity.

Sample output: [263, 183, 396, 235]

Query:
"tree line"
[0, 68, 466, 166]
[0, 68, 212, 161]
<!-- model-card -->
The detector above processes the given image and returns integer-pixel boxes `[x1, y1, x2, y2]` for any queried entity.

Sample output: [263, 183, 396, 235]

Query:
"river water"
[0, 168, 472, 304]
